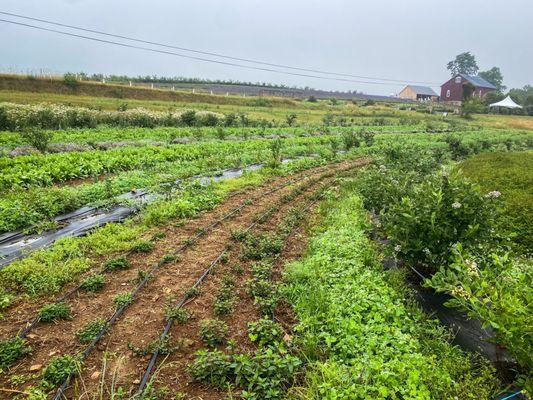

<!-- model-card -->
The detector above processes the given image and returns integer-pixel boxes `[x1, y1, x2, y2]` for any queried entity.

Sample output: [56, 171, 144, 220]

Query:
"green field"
[461, 151, 533, 254]
[0, 80, 532, 399]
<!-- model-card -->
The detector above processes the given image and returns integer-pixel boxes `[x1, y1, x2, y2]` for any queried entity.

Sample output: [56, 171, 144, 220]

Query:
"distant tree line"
[72, 72, 313, 90]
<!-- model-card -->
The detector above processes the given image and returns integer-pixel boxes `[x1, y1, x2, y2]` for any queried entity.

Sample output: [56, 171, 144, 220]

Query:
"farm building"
[398, 85, 439, 101]
[440, 74, 496, 103]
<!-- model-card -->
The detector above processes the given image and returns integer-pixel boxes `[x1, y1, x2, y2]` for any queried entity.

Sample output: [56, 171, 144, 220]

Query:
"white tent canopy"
[489, 96, 523, 109]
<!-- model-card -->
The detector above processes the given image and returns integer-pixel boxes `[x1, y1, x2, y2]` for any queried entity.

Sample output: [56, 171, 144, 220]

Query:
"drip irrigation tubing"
[49, 160, 362, 399]
[16, 161, 345, 340]
[18, 161, 336, 338]
[135, 171, 347, 396]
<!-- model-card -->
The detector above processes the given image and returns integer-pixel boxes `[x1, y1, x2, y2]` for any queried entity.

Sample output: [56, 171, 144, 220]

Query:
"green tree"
[447, 52, 479, 76]
[479, 67, 506, 92]
[508, 85, 533, 105]
[484, 91, 505, 106]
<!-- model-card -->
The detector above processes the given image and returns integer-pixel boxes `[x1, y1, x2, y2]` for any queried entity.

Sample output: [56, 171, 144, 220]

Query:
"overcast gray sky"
[1, 0, 532, 95]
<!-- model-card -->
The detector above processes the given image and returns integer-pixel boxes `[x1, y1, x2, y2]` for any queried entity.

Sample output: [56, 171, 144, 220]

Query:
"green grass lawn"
[460, 151, 533, 254]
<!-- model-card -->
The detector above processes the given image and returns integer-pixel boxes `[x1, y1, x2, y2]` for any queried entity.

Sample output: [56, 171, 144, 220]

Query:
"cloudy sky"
[1, 0, 532, 95]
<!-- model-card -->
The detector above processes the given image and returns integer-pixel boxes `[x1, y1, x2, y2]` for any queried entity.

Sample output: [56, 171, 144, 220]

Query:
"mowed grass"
[460, 151, 533, 254]
[474, 114, 533, 131]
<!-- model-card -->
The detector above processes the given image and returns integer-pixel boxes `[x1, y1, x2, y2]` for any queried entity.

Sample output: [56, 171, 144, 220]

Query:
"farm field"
[0, 87, 532, 400]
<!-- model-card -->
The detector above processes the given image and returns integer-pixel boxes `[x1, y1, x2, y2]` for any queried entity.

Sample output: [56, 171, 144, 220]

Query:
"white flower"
[451, 285, 470, 299]
[452, 202, 462, 209]
[423, 248, 431, 255]
[465, 259, 478, 276]
[394, 244, 402, 252]
[378, 164, 387, 172]
[485, 191, 501, 199]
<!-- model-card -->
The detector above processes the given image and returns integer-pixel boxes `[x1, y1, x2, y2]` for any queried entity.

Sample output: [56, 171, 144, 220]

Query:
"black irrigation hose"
[50, 160, 355, 400]
[16, 163, 340, 340]
[135, 171, 349, 396]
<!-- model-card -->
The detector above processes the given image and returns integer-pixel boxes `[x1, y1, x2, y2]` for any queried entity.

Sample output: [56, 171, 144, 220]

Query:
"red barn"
[440, 74, 496, 103]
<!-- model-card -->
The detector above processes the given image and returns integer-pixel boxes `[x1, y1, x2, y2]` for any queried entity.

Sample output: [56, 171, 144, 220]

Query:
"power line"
[0, 10, 441, 86]
[0, 18, 415, 87]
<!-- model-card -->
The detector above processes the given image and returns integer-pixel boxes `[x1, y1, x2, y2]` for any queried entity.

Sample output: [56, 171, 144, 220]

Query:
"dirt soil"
[0, 158, 368, 399]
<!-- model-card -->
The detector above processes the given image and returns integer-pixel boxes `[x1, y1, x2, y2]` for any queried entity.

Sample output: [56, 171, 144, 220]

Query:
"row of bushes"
[355, 144, 532, 389]
[0, 102, 273, 131]
[284, 189, 500, 398]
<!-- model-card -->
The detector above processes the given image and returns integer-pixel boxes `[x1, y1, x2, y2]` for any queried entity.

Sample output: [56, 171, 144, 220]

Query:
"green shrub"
[382, 171, 502, 273]
[180, 110, 197, 126]
[130, 240, 154, 253]
[341, 131, 360, 150]
[248, 318, 283, 347]
[62, 73, 79, 89]
[429, 248, 532, 372]
[0, 337, 32, 371]
[199, 319, 228, 347]
[42, 355, 80, 386]
[39, 302, 71, 322]
[285, 113, 297, 127]
[75, 319, 106, 344]
[105, 256, 130, 271]
[188, 349, 232, 386]
[113, 292, 133, 309]
[242, 233, 283, 260]
[165, 306, 190, 324]
[20, 129, 54, 153]
[80, 273, 105, 292]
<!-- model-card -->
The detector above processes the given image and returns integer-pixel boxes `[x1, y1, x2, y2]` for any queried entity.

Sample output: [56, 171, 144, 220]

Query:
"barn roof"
[407, 85, 438, 96]
[459, 74, 497, 89]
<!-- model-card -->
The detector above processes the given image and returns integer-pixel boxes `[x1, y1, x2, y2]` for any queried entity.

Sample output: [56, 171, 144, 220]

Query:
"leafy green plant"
[21, 129, 54, 153]
[130, 240, 154, 253]
[42, 355, 80, 386]
[80, 273, 105, 292]
[248, 318, 283, 347]
[113, 292, 133, 309]
[75, 319, 106, 344]
[188, 349, 232, 386]
[242, 233, 283, 260]
[213, 276, 237, 316]
[429, 247, 532, 372]
[39, 302, 72, 322]
[105, 256, 131, 271]
[0, 337, 32, 371]
[199, 319, 228, 347]
[165, 306, 190, 324]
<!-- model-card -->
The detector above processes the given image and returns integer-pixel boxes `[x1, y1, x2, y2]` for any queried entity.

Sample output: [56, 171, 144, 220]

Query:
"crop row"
[354, 145, 532, 389]
[0, 156, 337, 312]
[0, 138, 344, 233]
[0, 123, 442, 152]
[0, 136, 336, 191]
[1, 129, 531, 235]
[284, 187, 500, 398]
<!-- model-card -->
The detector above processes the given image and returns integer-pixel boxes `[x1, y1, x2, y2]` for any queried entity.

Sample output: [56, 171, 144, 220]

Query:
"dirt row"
[0, 158, 368, 399]
[0, 160, 338, 339]
[71, 165, 344, 398]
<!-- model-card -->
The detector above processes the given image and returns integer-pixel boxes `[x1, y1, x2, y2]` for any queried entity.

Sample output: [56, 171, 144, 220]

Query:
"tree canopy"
[479, 67, 506, 92]
[447, 52, 479, 76]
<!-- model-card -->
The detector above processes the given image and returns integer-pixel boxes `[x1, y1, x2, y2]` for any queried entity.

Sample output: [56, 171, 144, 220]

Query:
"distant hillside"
[0, 73, 402, 103]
